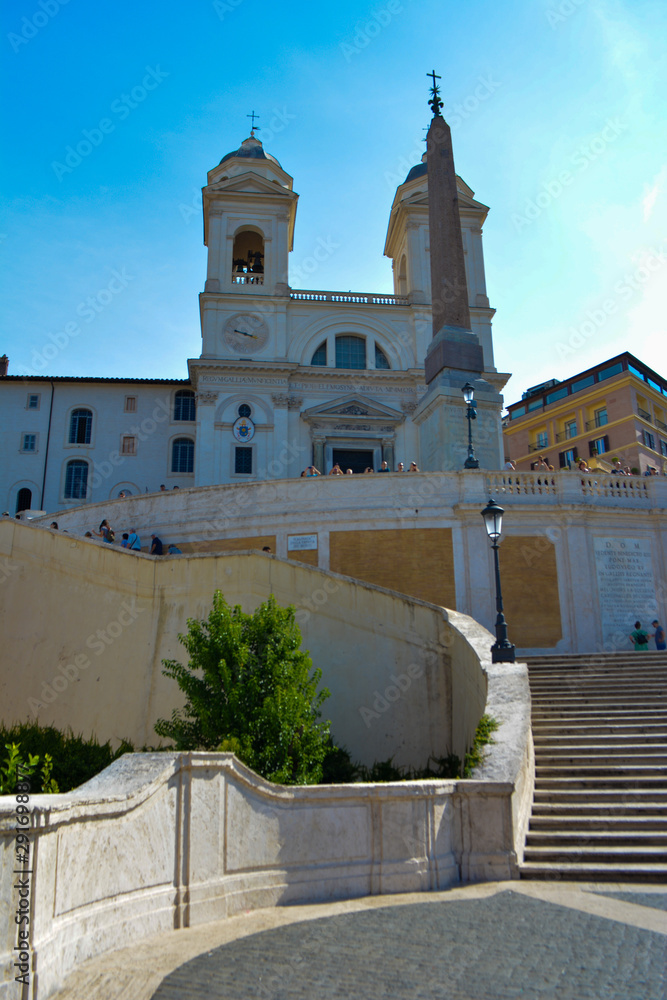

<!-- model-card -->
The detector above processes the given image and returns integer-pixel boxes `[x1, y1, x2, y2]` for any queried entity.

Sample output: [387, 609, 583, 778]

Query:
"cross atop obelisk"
[423, 71, 483, 383]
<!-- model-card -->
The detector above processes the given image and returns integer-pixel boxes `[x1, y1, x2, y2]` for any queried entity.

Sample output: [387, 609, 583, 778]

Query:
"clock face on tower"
[223, 313, 269, 355]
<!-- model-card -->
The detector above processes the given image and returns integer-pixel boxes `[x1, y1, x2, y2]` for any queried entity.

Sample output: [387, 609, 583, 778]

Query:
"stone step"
[532, 788, 667, 804]
[530, 814, 667, 830]
[535, 775, 667, 789]
[534, 752, 667, 766]
[530, 684, 667, 697]
[525, 830, 667, 847]
[533, 731, 667, 743]
[519, 861, 667, 883]
[526, 654, 667, 663]
[530, 698, 667, 709]
[523, 845, 667, 864]
[535, 763, 667, 777]
[531, 711, 667, 722]
[530, 692, 667, 702]
[535, 736, 667, 760]
[523, 652, 667, 883]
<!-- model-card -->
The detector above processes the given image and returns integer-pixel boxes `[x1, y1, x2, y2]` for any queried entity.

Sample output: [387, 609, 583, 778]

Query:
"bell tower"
[198, 131, 299, 358]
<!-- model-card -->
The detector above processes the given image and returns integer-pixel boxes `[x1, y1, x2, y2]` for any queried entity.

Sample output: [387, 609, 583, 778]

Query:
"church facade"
[1, 130, 504, 515]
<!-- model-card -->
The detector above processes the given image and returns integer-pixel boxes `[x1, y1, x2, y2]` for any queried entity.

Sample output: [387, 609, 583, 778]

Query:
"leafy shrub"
[463, 715, 499, 777]
[155, 592, 333, 785]
[0, 723, 134, 794]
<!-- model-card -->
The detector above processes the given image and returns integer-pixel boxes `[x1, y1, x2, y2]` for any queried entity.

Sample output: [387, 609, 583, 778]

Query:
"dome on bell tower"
[218, 133, 283, 170]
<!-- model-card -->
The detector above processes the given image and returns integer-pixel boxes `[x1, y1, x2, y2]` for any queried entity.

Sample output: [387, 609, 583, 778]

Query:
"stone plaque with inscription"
[594, 537, 657, 648]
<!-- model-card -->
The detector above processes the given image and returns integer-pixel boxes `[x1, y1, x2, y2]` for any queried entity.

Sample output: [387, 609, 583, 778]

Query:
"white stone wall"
[0, 671, 532, 1000]
[26, 471, 667, 656]
[0, 379, 197, 514]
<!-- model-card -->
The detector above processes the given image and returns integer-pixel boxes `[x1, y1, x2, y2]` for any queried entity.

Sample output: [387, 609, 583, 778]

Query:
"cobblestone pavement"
[150, 889, 666, 1000]
[51, 883, 667, 1000]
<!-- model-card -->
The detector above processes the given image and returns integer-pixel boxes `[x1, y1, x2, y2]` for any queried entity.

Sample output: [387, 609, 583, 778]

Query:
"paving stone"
[588, 889, 667, 913]
[149, 891, 666, 1000]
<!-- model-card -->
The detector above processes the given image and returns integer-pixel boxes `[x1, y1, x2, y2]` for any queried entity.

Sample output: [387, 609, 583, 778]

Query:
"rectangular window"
[565, 420, 577, 438]
[648, 378, 662, 393]
[235, 447, 252, 474]
[509, 406, 526, 419]
[571, 375, 595, 393]
[124, 396, 137, 413]
[644, 430, 655, 450]
[527, 397, 543, 412]
[536, 431, 548, 449]
[661, 440, 667, 457]
[598, 362, 623, 381]
[27, 394, 40, 410]
[628, 364, 644, 380]
[121, 435, 136, 455]
[590, 436, 609, 456]
[593, 407, 608, 427]
[546, 386, 569, 404]
[559, 447, 578, 469]
[21, 433, 37, 452]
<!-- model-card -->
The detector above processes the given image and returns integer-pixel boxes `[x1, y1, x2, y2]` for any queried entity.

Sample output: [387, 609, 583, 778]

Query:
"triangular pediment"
[205, 171, 294, 198]
[302, 394, 404, 422]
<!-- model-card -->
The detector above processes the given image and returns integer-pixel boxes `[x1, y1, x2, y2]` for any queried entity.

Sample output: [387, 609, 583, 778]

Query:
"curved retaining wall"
[1, 517, 488, 769]
[0, 682, 533, 1000]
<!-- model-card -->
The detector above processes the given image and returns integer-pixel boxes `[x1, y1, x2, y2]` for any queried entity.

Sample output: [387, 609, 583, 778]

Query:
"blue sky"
[1, 0, 665, 406]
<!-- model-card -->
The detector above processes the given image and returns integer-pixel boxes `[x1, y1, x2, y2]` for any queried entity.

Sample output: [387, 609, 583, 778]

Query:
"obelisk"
[413, 71, 504, 470]
[423, 71, 484, 384]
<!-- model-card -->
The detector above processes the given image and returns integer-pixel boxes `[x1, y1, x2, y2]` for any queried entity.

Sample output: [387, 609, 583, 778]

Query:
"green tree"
[155, 592, 332, 785]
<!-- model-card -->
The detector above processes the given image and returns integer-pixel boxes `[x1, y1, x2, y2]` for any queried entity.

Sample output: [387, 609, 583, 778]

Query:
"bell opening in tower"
[232, 229, 265, 285]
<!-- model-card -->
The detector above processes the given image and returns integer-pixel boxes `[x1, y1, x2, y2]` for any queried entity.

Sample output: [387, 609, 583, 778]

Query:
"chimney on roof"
[0, 355, 8, 376]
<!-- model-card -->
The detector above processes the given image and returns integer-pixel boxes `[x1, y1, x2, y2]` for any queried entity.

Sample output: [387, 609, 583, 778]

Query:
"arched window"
[69, 408, 92, 444]
[174, 389, 196, 421]
[65, 460, 88, 500]
[375, 345, 391, 370]
[232, 229, 265, 285]
[335, 336, 366, 370]
[15, 487, 32, 514]
[171, 438, 194, 474]
[311, 342, 327, 366]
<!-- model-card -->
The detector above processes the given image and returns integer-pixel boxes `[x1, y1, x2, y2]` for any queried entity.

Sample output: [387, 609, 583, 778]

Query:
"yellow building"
[503, 352, 667, 474]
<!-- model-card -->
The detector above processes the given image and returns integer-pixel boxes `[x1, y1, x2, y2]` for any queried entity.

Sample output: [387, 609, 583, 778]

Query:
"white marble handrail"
[486, 471, 656, 505]
[290, 289, 409, 306]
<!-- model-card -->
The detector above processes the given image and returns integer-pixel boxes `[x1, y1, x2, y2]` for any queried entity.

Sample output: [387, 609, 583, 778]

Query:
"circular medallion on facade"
[223, 313, 269, 355]
[233, 416, 255, 442]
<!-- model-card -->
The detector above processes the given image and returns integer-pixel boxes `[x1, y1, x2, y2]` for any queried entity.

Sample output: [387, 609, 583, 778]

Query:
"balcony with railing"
[232, 271, 264, 285]
[555, 427, 578, 443]
[290, 289, 409, 306]
[528, 440, 548, 453]
[585, 416, 608, 431]
[637, 407, 652, 421]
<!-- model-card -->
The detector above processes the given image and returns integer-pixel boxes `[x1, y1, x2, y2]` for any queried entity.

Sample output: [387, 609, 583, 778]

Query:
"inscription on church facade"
[593, 538, 656, 647]
[288, 534, 318, 551]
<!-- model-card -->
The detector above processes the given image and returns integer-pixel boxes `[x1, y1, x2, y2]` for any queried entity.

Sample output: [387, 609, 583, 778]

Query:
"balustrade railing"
[232, 273, 264, 285]
[290, 289, 408, 306]
[486, 471, 655, 504]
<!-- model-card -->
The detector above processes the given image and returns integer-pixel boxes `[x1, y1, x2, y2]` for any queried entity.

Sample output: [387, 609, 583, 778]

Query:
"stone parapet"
[0, 704, 533, 1000]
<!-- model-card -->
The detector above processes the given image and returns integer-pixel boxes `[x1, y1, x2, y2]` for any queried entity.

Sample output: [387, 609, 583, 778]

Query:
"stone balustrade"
[289, 289, 409, 306]
[0, 642, 532, 1000]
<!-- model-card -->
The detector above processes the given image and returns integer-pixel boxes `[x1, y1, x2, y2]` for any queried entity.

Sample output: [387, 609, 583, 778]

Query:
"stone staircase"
[521, 652, 667, 882]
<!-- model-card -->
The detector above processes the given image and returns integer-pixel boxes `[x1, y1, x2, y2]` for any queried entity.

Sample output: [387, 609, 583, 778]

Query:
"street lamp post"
[481, 498, 516, 663]
[462, 382, 479, 469]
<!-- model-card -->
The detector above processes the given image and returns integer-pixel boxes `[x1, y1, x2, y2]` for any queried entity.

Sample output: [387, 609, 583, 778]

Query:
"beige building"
[503, 352, 667, 474]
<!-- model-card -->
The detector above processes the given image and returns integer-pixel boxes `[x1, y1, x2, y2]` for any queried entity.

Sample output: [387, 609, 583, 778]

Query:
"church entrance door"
[332, 449, 374, 474]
